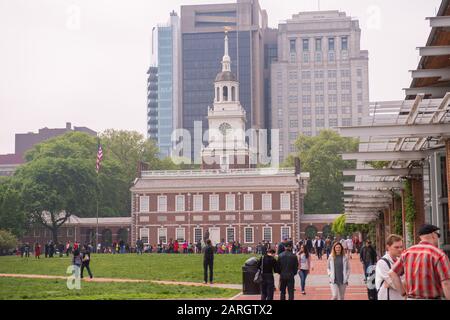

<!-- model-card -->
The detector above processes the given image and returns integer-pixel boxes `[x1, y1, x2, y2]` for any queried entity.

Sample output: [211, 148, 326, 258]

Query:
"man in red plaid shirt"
[388, 224, 450, 300]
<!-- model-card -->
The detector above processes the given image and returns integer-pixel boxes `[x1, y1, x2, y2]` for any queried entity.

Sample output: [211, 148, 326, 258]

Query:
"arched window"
[231, 86, 236, 101]
[102, 229, 112, 247]
[223, 86, 228, 101]
[305, 225, 318, 239]
[117, 228, 129, 242]
[216, 87, 220, 102]
[322, 225, 333, 238]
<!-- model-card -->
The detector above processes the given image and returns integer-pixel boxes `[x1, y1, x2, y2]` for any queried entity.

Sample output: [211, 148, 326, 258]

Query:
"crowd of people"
[248, 224, 450, 300]
[16, 240, 91, 259]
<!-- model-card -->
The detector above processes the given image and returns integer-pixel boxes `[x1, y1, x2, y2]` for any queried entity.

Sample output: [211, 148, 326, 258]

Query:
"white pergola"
[339, 93, 450, 223]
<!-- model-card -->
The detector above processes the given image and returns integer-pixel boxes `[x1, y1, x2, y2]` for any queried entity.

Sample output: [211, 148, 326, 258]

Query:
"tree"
[0, 229, 18, 255]
[99, 129, 179, 213]
[100, 129, 174, 179]
[0, 177, 27, 237]
[331, 214, 369, 238]
[15, 158, 97, 243]
[283, 130, 359, 214]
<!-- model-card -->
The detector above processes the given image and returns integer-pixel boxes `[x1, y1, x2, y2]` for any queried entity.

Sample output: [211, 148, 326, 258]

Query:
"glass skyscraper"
[147, 11, 180, 158]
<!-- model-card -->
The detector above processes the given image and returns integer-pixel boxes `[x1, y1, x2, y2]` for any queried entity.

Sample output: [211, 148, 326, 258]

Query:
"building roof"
[131, 168, 309, 192]
[0, 153, 24, 165]
[41, 213, 131, 226]
[406, 0, 450, 99]
[215, 70, 236, 82]
[300, 214, 341, 223]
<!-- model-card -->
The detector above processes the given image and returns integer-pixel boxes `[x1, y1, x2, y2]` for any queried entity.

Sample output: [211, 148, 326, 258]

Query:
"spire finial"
[221, 28, 231, 72]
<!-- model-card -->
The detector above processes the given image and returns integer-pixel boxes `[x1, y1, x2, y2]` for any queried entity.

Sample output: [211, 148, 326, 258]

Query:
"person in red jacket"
[34, 242, 41, 259]
[174, 240, 179, 253]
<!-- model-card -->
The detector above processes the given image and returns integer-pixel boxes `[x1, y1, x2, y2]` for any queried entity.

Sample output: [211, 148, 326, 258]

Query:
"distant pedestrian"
[325, 236, 332, 259]
[34, 242, 41, 259]
[315, 236, 324, 260]
[360, 240, 377, 282]
[66, 241, 72, 257]
[49, 241, 55, 258]
[277, 242, 298, 300]
[389, 224, 450, 300]
[327, 242, 350, 300]
[346, 236, 354, 259]
[72, 249, 82, 277]
[277, 239, 287, 255]
[24, 243, 30, 258]
[44, 242, 49, 258]
[80, 245, 93, 279]
[306, 237, 313, 254]
[203, 239, 214, 284]
[297, 244, 313, 295]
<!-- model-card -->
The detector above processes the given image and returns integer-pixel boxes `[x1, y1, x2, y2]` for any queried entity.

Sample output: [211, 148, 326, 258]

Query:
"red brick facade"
[130, 169, 309, 247]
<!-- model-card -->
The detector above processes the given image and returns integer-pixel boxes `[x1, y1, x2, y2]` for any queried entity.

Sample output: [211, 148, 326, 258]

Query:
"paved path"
[233, 253, 368, 300]
[0, 273, 241, 289]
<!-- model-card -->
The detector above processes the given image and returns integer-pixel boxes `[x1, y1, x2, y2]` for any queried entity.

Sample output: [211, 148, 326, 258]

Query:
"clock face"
[219, 122, 232, 136]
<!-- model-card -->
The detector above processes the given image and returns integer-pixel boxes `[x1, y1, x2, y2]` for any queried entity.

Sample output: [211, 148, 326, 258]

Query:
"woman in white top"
[375, 234, 405, 300]
[297, 244, 313, 295]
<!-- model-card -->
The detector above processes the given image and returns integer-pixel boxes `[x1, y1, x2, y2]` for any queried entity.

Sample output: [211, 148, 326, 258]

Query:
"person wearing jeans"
[297, 244, 312, 294]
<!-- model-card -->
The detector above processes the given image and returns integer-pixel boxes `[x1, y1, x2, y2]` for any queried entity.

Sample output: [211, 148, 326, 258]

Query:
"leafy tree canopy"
[283, 130, 359, 214]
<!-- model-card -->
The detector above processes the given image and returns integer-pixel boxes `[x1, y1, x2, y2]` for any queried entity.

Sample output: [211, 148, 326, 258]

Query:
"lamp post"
[187, 193, 191, 244]
[134, 194, 139, 247]
[237, 192, 241, 243]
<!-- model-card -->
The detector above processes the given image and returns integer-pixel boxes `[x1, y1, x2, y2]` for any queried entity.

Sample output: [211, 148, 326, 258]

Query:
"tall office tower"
[180, 0, 268, 162]
[271, 11, 369, 162]
[147, 11, 180, 158]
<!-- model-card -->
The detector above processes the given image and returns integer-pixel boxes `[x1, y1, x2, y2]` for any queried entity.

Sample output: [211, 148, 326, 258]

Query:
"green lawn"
[0, 253, 256, 284]
[0, 277, 240, 300]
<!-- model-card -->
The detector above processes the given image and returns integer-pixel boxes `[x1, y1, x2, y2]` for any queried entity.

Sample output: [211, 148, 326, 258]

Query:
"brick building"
[0, 122, 96, 176]
[20, 215, 131, 247]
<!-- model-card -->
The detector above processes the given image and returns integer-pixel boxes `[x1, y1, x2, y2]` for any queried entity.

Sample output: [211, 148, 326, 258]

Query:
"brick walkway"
[234, 253, 369, 300]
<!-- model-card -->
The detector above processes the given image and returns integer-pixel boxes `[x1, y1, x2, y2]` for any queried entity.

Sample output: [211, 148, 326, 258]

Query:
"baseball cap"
[418, 224, 440, 236]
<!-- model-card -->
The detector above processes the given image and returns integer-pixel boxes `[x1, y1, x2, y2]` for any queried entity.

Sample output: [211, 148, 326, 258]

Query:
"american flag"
[96, 141, 103, 174]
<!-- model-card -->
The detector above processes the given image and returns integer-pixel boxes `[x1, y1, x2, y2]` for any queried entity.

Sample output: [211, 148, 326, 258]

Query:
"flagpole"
[96, 173, 99, 251]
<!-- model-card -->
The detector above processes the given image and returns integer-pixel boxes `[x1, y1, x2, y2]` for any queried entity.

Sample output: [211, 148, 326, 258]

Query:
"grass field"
[0, 277, 240, 300]
[0, 253, 256, 299]
[0, 253, 256, 284]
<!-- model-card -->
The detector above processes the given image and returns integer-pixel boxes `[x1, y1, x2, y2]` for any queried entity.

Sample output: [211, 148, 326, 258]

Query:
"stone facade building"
[271, 11, 369, 161]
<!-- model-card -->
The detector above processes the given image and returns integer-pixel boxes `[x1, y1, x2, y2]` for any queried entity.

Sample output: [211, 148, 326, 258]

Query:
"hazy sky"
[0, 0, 442, 154]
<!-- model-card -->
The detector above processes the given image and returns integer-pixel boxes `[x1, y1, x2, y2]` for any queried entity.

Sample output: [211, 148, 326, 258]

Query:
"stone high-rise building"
[271, 11, 369, 161]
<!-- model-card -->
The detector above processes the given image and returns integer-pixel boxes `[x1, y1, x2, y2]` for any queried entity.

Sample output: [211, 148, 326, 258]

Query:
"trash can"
[242, 257, 261, 295]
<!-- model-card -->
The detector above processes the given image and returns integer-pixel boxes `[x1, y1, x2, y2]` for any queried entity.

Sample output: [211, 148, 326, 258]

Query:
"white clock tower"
[201, 31, 251, 170]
